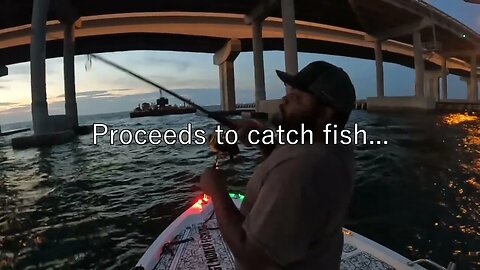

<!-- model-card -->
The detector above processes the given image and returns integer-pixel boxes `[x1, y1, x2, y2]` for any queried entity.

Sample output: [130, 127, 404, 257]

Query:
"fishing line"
[88, 54, 242, 173]
[87, 54, 237, 130]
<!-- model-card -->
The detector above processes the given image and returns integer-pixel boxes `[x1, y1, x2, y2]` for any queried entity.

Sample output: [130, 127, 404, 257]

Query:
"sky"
[0, 0, 479, 124]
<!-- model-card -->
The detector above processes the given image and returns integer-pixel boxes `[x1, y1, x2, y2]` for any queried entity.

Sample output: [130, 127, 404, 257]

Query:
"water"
[0, 111, 479, 269]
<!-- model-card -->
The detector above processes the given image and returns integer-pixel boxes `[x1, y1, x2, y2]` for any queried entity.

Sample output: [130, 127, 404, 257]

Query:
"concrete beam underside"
[245, 0, 277, 24]
[370, 17, 433, 41]
[0, 12, 475, 74]
[214, 39, 241, 111]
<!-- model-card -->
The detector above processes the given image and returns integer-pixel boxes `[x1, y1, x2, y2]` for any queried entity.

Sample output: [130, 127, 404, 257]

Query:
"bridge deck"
[0, 0, 478, 77]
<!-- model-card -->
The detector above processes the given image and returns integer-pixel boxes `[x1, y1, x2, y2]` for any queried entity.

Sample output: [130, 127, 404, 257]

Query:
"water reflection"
[442, 112, 478, 125]
[439, 113, 480, 269]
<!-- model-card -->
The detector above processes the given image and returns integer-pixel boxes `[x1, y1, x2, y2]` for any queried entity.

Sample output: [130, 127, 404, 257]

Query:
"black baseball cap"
[276, 61, 356, 113]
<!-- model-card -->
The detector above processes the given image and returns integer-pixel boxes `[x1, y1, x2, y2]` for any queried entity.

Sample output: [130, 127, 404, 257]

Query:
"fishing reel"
[208, 131, 239, 168]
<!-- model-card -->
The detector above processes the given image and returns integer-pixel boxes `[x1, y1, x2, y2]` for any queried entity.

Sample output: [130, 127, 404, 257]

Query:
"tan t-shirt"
[236, 143, 355, 270]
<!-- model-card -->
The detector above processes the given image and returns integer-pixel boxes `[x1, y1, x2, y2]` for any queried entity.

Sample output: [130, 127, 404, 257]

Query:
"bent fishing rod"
[87, 54, 237, 130]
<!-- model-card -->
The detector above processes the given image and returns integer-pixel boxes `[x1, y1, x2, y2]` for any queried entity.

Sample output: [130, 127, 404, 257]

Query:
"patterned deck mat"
[154, 216, 235, 270]
[341, 243, 395, 270]
[154, 215, 395, 270]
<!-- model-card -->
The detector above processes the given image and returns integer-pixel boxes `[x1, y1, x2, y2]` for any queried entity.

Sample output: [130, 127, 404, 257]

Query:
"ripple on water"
[0, 111, 478, 269]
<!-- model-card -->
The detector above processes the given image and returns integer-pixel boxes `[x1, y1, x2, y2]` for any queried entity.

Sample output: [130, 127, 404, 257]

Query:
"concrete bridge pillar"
[214, 39, 241, 111]
[218, 62, 236, 111]
[252, 20, 266, 111]
[374, 40, 385, 97]
[30, 0, 51, 135]
[413, 31, 425, 97]
[460, 77, 473, 101]
[469, 55, 478, 102]
[425, 71, 441, 102]
[63, 23, 78, 128]
[441, 56, 448, 100]
[281, 0, 298, 93]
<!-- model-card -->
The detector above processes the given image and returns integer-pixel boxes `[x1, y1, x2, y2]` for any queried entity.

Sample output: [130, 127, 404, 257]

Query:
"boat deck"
[153, 215, 234, 269]
[151, 214, 400, 270]
[136, 197, 426, 270]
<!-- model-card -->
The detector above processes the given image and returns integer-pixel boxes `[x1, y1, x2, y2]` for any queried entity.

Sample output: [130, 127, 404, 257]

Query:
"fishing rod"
[87, 54, 237, 130]
[88, 54, 247, 170]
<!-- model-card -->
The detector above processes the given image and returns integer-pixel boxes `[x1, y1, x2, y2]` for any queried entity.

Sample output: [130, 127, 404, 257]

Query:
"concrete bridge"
[0, 0, 479, 146]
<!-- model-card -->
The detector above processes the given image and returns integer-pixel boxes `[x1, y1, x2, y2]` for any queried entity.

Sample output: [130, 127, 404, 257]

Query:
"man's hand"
[232, 119, 265, 146]
[233, 119, 276, 159]
[197, 166, 278, 270]
[198, 167, 227, 198]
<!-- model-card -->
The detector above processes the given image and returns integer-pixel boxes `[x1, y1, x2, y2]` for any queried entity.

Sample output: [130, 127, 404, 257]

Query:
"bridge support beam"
[214, 39, 241, 111]
[441, 56, 448, 100]
[460, 74, 478, 102]
[218, 62, 236, 111]
[30, 0, 50, 135]
[63, 23, 78, 128]
[413, 31, 425, 97]
[252, 20, 266, 111]
[374, 40, 385, 97]
[469, 55, 478, 102]
[461, 77, 472, 101]
[281, 0, 298, 93]
[0, 65, 7, 77]
[11, 0, 86, 149]
[425, 71, 441, 102]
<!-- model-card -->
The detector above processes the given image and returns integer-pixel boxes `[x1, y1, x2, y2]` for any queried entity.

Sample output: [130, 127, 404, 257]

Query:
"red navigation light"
[193, 194, 209, 210]
[193, 199, 203, 209]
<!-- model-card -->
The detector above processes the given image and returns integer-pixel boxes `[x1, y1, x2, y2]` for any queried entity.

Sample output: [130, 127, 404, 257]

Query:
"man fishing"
[199, 60, 356, 270]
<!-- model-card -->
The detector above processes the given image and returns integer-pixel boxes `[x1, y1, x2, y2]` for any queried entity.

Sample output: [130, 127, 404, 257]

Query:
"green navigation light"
[228, 192, 245, 201]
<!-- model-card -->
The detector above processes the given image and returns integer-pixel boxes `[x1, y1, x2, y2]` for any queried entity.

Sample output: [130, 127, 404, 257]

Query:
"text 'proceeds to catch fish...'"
[92, 123, 388, 146]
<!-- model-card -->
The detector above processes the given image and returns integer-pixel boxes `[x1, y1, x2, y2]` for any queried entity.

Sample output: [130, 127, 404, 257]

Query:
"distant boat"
[130, 95, 196, 118]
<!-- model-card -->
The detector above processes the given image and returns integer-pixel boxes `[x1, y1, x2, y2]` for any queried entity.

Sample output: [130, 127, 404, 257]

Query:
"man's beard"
[272, 105, 317, 134]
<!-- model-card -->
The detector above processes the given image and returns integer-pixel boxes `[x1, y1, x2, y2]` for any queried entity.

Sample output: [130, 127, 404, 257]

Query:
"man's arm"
[258, 143, 276, 159]
[210, 189, 278, 269]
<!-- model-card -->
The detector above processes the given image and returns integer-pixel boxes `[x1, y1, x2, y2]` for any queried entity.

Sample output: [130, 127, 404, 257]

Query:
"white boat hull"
[135, 195, 427, 270]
